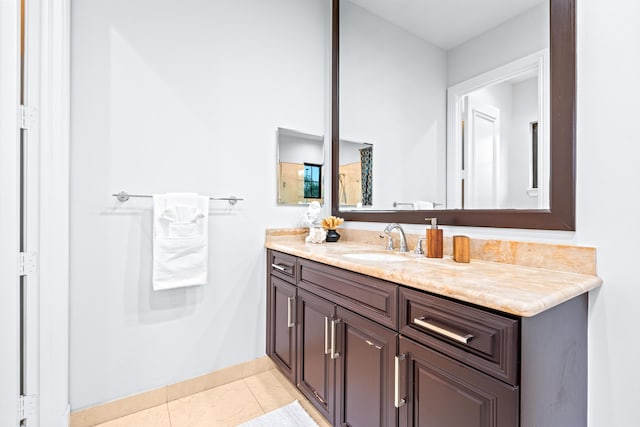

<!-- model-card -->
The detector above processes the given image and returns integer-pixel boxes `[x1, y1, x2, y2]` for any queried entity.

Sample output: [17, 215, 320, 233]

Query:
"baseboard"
[70, 356, 274, 427]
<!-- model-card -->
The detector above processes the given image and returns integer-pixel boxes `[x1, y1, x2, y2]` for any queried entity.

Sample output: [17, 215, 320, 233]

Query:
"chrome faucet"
[383, 223, 409, 253]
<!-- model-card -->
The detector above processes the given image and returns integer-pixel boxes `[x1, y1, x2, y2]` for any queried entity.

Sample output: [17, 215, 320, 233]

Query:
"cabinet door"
[297, 289, 336, 424]
[398, 336, 518, 427]
[336, 307, 397, 427]
[268, 276, 297, 383]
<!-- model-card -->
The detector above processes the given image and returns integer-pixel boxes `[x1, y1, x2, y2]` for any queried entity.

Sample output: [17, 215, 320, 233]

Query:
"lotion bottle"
[425, 217, 443, 258]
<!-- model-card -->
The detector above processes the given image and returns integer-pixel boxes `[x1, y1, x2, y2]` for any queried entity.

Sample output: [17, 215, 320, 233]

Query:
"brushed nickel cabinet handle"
[324, 317, 330, 355]
[312, 389, 327, 405]
[413, 316, 474, 344]
[394, 354, 407, 408]
[271, 263, 287, 272]
[331, 318, 341, 359]
[287, 297, 294, 328]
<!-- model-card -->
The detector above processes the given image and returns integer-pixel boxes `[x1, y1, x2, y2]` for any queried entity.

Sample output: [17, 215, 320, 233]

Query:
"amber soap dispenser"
[425, 217, 443, 258]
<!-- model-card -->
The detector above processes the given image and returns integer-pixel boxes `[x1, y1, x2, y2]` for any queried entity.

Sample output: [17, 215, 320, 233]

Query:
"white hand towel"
[152, 193, 209, 290]
[413, 201, 436, 210]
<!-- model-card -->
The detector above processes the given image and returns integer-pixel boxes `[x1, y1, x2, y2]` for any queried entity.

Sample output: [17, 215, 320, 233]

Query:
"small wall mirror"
[277, 127, 325, 205]
[332, 0, 576, 230]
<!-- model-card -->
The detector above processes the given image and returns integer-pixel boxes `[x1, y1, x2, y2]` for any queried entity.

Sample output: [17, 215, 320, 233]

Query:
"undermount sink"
[343, 252, 410, 262]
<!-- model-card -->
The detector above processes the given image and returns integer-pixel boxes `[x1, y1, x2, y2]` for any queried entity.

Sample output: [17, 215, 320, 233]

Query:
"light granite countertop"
[265, 240, 602, 317]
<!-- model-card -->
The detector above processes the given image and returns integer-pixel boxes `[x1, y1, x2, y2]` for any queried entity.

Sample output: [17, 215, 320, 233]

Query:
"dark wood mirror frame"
[331, 0, 576, 230]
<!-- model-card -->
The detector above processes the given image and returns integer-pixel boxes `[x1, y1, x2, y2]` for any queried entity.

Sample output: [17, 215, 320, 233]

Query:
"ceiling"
[347, 0, 545, 50]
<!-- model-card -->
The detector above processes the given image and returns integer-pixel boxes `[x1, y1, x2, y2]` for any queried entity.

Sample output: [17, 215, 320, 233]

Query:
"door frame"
[1, 0, 70, 425]
[37, 0, 71, 425]
[447, 49, 550, 210]
[0, 1, 22, 425]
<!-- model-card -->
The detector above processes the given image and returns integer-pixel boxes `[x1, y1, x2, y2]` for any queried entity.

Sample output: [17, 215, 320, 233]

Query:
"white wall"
[447, 1, 548, 86]
[578, 1, 640, 425]
[70, 0, 327, 410]
[340, 0, 447, 209]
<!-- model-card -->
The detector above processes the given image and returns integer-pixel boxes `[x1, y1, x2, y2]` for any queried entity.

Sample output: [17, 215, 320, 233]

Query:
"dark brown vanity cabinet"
[397, 336, 518, 427]
[295, 292, 397, 427]
[295, 260, 398, 427]
[266, 251, 298, 383]
[335, 306, 397, 427]
[296, 289, 337, 422]
[267, 276, 297, 383]
[266, 250, 588, 427]
[397, 288, 520, 427]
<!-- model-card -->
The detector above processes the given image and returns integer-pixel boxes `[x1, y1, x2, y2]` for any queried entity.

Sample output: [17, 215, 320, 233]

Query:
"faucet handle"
[379, 234, 394, 251]
[414, 238, 426, 255]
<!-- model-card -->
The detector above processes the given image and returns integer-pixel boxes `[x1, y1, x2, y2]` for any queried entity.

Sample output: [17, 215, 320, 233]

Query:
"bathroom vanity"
[266, 0, 592, 423]
[265, 240, 601, 427]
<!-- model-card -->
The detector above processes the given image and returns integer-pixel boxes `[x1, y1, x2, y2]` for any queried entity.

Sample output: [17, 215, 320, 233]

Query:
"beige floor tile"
[265, 368, 332, 427]
[93, 404, 171, 427]
[168, 378, 264, 427]
[243, 370, 297, 413]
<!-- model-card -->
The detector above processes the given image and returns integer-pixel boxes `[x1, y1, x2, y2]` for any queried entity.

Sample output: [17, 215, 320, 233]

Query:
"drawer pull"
[287, 297, 295, 328]
[324, 317, 330, 355]
[394, 354, 407, 408]
[271, 263, 288, 272]
[413, 316, 474, 344]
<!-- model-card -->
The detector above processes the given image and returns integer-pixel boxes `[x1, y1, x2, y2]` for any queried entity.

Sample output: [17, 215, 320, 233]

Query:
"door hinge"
[18, 394, 38, 422]
[19, 252, 38, 276]
[18, 105, 38, 130]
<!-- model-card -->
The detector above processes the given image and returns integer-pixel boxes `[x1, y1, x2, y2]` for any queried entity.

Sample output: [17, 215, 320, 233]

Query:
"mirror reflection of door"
[448, 50, 549, 210]
[464, 100, 500, 209]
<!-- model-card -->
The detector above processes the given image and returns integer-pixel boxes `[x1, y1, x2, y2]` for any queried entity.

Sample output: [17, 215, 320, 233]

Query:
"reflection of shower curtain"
[338, 173, 347, 204]
[360, 146, 373, 205]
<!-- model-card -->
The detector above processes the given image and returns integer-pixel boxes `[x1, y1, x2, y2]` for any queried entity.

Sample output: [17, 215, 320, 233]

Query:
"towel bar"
[113, 191, 244, 205]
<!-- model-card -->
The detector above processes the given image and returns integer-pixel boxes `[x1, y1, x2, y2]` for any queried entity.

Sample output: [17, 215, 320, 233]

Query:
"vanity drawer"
[298, 259, 397, 330]
[399, 287, 519, 385]
[269, 250, 297, 283]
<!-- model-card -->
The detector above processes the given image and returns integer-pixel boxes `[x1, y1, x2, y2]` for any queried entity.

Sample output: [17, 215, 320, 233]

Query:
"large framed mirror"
[331, 0, 575, 230]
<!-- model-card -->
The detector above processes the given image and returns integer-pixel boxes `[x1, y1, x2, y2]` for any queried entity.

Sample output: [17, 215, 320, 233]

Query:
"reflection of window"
[530, 122, 539, 189]
[303, 163, 321, 199]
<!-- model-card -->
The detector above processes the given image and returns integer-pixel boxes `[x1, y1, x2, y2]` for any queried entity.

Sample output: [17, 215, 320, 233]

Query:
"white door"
[464, 102, 500, 209]
[0, 1, 23, 426]
[2, 0, 45, 424]
[2, 1, 69, 425]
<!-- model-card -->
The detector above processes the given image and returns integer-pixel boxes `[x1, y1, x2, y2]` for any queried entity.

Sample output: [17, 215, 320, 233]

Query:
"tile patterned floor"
[94, 368, 332, 427]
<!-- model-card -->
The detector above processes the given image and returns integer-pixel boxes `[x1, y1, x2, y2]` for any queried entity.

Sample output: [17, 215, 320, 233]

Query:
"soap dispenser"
[425, 217, 443, 258]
